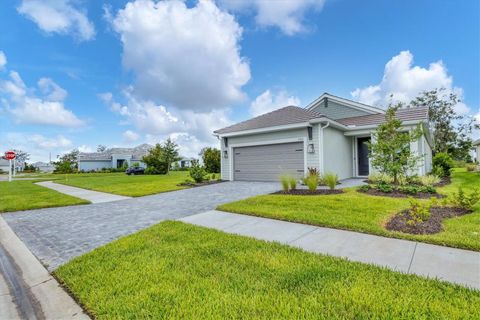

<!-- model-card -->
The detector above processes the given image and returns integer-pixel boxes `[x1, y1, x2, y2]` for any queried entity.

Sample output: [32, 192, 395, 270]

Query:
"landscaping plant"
[375, 182, 393, 193]
[368, 172, 393, 184]
[450, 188, 480, 210]
[303, 173, 319, 192]
[189, 160, 207, 183]
[368, 104, 423, 184]
[420, 174, 441, 187]
[280, 175, 290, 192]
[200, 147, 221, 173]
[406, 197, 436, 226]
[465, 163, 477, 172]
[323, 172, 339, 190]
[432, 152, 454, 177]
[289, 176, 297, 190]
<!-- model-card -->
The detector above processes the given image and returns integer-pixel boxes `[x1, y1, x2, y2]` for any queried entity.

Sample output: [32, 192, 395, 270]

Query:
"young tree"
[162, 138, 181, 174]
[54, 149, 79, 173]
[200, 147, 220, 173]
[142, 143, 168, 174]
[368, 104, 423, 184]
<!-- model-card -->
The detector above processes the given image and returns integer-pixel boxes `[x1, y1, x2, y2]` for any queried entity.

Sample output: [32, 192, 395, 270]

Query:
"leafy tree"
[189, 159, 207, 183]
[54, 149, 79, 173]
[162, 138, 181, 174]
[368, 104, 423, 184]
[97, 145, 107, 152]
[410, 88, 480, 159]
[11, 150, 30, 167]
[200, 147, 220, 173]
[142, 143, 168, 174]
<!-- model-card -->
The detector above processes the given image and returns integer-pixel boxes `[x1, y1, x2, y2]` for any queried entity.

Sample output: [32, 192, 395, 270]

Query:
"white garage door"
[233, 142, 305, 181]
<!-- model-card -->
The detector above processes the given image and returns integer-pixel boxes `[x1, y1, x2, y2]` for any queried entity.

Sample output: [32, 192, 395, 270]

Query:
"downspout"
[318, 121, 330, 174]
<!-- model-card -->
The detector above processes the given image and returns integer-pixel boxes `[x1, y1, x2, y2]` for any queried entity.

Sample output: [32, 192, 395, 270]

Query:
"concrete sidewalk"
[36, 181, 131, 203]
[180, 210, 480, 290]
[0, 216, 88, 319]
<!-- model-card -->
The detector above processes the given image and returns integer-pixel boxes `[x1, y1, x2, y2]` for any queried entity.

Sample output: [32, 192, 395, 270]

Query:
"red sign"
[4, 151, 16, 160]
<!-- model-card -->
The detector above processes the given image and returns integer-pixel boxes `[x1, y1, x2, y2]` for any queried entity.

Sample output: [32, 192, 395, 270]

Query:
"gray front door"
[357, 137, 370, 176]
[233, 142, 304, 181]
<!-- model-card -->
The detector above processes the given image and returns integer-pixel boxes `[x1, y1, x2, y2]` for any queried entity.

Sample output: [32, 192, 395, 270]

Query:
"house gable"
[307, 93, 384, 121]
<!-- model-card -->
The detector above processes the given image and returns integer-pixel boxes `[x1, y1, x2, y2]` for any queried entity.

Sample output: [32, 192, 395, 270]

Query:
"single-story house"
[32, 161, 55, 173]
[0, 158, 10, 173]
[473, 139, 480, 163]
[179, 157, 194, 168]
[78, 144, 152, 171]
[214, 93, 433, 182]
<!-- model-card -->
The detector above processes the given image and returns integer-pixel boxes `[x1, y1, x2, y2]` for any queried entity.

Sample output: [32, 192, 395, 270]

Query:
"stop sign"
[4, 151, 16, 160]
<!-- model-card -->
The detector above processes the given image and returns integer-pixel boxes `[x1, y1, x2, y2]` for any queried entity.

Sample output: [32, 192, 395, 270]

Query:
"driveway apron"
[3, 181, 278, 270]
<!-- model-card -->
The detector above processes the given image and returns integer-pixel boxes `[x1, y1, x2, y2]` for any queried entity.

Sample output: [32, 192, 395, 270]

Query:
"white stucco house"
[0, 158, 10, 173]
[473, 139, 480, 163]
[32, 161, 55, 173]
[214, 93, 433, 182]
[78, 144, 152, 171]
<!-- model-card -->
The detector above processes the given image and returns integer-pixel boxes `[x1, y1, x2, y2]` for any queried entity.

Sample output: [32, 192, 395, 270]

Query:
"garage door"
[233, 142, 305, 181]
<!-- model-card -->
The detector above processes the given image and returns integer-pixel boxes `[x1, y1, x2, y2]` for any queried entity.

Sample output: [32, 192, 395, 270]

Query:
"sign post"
[4, 151, 16, 182]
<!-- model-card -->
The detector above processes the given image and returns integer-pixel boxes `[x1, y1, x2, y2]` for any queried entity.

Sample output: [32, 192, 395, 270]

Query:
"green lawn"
[54, 171, 190, 197]
[0, 180, 89, 213]
[218, 169, 480, 251]
[55, 221, 479, 319]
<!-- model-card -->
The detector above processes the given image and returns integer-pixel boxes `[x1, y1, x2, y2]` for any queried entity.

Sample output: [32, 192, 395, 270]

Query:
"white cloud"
[250, 89, 300, 117]
[28, 134, 72, 149]
[101, 89, 231, 158]
[219, 0, 325, 35]
[77, 145, 93, 153]
[17, 0, 95, 41]
[123, 130, 139, 143]
[351, 50, 470, 115]
[0, 69, 84, 127]
[111, 0, 250, 110]
[0, 51, 6, 70]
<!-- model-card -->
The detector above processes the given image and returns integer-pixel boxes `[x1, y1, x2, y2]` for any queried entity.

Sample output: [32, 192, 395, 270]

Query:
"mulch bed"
[434, 177, 451, 187]
[386, 206, 472, 234]
[359, 188, 445, 199]
[177, 180, 225, 188]
[272, 189, 344, 196]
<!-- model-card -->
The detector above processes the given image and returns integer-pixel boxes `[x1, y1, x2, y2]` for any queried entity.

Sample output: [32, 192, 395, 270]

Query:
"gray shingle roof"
[79, 144, 153, 161]
[473, 139, 480, 146]
[214, 106, 324, 134]
[337, 107, 428, 127]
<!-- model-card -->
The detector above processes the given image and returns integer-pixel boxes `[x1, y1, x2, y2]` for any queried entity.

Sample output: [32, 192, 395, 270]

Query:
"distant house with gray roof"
[214, 93, 433, 181]
[78, 144, 153, 171]
[473, 139, 480, 163]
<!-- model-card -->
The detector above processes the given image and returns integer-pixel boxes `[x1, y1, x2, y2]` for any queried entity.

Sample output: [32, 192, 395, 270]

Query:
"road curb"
[0, 216, 89, 319]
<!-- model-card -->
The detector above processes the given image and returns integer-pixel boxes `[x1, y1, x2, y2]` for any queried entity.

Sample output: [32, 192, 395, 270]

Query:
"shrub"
[375, 182, 393, 193]
[368, 172, 393, 184]
[432, 152, 454, 177]
[466, 164, 477, 172]
[398, 185, 419, 195]
[289, 177, 297, 190]
[303, 174, 319, 192]
[189, 160, 207, 183]
[211, 173, 216, 180]
[280, 175, 290, 192]
[323, 172, 339, 190]
[419, 185, 437, 194]
[450, 188, 480, 210]
[407, 197, 435, 226]
[359, 184, 371, 192]
[201, 147, 221, 173]
[420, 175, 441, 187]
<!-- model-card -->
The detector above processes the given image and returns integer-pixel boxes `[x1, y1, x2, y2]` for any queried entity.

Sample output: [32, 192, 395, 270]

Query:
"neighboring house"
[32, 161, 55, 173]
[0, 158, 10, 173]
[78, 144, 153, 171]
[179, 157, 194, 168]
[473, 139, 480, 163]
[214, 93, 433, 182]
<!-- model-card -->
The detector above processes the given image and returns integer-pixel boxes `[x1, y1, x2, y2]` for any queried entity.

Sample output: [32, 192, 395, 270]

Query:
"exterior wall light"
[307, 143, 315, 153]
[223, 150, 228, 159]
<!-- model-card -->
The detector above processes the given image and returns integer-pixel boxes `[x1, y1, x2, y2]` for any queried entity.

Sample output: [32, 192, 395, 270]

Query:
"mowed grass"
[0, 180, 89, 213]
[55, 171, 190, 197]
[218, 169, 480, 251]
[55, 221, 480, 319]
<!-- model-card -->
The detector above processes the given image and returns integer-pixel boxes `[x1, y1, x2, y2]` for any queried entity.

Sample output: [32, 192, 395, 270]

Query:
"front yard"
[218, 169, 480, 251]
[53, 171, 190, 197]
[55, 221, 479, 319]
[0, 180, 89, 213]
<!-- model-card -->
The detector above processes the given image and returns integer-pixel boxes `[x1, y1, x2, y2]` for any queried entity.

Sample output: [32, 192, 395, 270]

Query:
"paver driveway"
[3, 181, 277, 270]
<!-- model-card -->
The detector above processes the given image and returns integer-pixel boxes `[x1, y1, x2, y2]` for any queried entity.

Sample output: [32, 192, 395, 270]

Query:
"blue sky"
[1, 0, 479, 162]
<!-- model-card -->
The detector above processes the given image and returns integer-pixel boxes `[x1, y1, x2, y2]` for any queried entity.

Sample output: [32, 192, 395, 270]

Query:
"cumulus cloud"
[250, 89, 300, 117]
[123, 130, 139, 143]
[77, 145, 93, 153]
[351, 50, 470, 115]
[29, 134, 72, 149]
[17, 0, 95, 41]
[0, 51, 6, 70]
[219, 0, 325, 35]
[110, 0, 250, 110]
[101, 89, 231, 157]
[0, 68, 84, 127]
